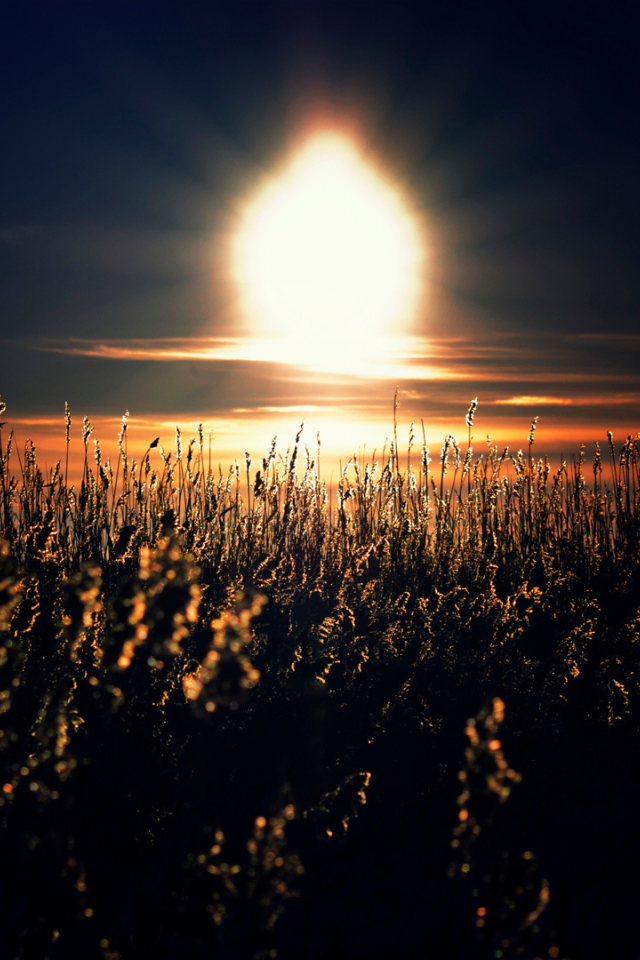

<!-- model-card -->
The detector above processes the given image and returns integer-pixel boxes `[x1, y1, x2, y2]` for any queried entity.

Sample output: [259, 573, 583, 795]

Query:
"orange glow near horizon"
[5, 407, 636, 493]
[232, 133, 424, 371]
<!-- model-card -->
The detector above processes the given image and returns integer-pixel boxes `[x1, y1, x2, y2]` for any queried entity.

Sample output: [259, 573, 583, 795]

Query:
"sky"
[1, 0, 639, 480]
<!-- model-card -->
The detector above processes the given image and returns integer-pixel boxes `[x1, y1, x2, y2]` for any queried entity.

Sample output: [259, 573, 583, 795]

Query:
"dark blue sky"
[1, 0, 639, 459]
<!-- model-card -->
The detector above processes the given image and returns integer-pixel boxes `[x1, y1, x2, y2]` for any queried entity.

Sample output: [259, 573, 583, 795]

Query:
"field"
[1, 397, 639, 960]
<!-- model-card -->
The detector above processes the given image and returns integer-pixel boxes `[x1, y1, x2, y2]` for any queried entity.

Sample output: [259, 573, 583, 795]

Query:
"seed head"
[593, 442, 602, 473]
[82, 416, 93, 445]
[465, 398, 478, 428]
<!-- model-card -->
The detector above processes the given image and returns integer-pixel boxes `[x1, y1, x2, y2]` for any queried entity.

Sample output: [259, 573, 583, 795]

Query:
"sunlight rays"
[231, 133, 424, 367]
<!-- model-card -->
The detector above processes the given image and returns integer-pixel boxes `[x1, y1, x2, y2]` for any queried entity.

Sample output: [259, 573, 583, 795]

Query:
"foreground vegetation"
[1, 396, 639, 959]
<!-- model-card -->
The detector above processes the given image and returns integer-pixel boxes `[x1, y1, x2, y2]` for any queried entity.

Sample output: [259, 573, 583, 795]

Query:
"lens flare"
[233, 134, 424, 351]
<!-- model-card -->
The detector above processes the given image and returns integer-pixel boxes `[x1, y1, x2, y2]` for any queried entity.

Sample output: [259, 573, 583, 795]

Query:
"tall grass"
[1, 400, 638, 581]
[0, 394, 639, 960]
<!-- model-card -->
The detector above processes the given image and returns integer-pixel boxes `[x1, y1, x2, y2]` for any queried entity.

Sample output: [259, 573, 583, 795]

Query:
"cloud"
[231, 405, 334, 414]
[6, 333, 638, 455]
[495, 396, 575, 406]
[496, 393, 640, 406]
[28, 335, 464, 381]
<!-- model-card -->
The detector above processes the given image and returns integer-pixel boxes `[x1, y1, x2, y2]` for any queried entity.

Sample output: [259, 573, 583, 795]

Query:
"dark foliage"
[1, 402, 639, 959]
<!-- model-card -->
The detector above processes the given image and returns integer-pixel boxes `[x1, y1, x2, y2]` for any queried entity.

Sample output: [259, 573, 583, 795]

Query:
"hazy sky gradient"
[1, 1, 639, 476]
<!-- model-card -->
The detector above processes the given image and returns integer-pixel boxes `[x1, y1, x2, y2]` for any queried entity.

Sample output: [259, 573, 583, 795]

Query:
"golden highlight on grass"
[0, 398, 637, 574]
[0, 392, 639, 959]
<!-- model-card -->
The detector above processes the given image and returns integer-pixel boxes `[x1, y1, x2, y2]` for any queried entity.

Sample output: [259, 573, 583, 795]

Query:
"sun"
[233, 134, 423, 347]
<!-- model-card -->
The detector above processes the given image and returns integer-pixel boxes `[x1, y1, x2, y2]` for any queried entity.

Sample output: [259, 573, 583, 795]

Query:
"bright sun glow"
[233, 135, 423, 355]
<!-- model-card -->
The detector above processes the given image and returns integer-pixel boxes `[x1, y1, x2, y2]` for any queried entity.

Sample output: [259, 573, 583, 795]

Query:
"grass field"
[1, 395, 639, 959]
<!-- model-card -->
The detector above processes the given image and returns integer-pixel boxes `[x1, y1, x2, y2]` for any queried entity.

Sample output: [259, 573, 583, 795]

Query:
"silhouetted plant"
[0, 397, 638, 958]
[451, 700, 568, 960]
